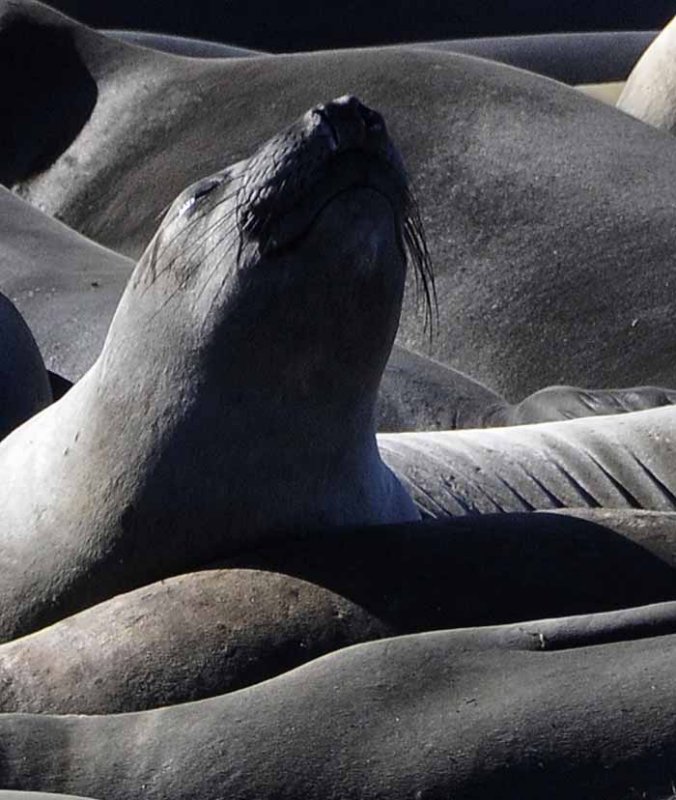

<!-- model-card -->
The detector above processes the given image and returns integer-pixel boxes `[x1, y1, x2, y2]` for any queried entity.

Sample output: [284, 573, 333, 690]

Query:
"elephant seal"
[4, 605, 676, 799]
[617, 15, 676, 134]
[0, 292, 52, 438]
[9, 2, 676, 398]
[0, 568, 391, 713]
[0, 95, 424, 642]
[4, 509, 676, 713]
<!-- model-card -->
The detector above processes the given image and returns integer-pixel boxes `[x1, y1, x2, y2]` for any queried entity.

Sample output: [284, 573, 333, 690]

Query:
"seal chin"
[282, 185, 404, 278]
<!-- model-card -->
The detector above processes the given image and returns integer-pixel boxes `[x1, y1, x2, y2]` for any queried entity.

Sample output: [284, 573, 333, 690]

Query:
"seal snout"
[313, 95, 389, 155]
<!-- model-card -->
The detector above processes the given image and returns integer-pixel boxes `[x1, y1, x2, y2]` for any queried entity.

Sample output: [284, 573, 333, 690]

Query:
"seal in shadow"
[3, 509, 676, 713]
[378, 346, 676, 431]
[0, 95, 425, 641]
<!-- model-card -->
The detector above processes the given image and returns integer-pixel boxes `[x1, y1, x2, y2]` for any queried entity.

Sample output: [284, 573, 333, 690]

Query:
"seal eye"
[176, 178, 224, 219]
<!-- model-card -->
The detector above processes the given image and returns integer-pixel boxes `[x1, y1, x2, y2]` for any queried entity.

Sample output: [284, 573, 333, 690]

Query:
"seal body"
[0, 96, 420, 642]
[3, 509, 676, 714]
[7, 2, 676, 399]
[379, 352, 676, 431]
[4, 609, 676, 799]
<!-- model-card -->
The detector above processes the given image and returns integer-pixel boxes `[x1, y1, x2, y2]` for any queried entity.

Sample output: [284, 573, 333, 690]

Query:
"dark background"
[45, 0, 675, 51]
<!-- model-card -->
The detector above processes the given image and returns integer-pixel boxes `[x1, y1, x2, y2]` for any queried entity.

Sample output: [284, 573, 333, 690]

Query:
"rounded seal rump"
[0, 96, 424, 641]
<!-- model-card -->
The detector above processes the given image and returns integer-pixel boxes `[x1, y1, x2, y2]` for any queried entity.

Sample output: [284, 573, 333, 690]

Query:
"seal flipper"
[0, 0, 97, 186]
[506, 384, 676, 426]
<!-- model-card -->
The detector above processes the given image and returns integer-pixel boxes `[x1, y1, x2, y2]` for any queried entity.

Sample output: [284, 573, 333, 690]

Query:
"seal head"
[126, 94, 432, 403]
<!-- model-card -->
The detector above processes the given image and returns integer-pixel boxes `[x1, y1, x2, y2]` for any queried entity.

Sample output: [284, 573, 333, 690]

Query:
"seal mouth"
[253, 150, 409, 258]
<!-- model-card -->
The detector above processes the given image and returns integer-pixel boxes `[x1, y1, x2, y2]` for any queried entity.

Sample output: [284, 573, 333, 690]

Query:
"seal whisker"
[369, 158, 436, 341]
[401, 190, 437, 341]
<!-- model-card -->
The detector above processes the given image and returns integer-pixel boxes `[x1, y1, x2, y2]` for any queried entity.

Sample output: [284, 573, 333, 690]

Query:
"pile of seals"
[4, 1, 676, 798]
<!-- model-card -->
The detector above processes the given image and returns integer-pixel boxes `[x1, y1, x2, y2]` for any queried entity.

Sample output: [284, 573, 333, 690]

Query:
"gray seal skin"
[9, 3, 676, 399]
[617, 15, 676, 134]
[379, 404, 676, 517]
[6, 605, 676, 799]
[5, 509, 676, 714]
[0, 292, 52, 438]
[412, 32, 658, 85]
[104, 30, 268, 58]
[0, 95, 422, 642]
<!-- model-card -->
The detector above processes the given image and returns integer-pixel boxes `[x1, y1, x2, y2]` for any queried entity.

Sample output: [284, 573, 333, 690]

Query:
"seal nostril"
[361, 106, 385, 136]
[313, 106, 340, 151]
[318, 96, 387, 152]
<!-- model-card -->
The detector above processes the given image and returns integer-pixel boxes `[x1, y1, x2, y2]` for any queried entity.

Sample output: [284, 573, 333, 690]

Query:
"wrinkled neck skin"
[0, 239, 416, 639]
